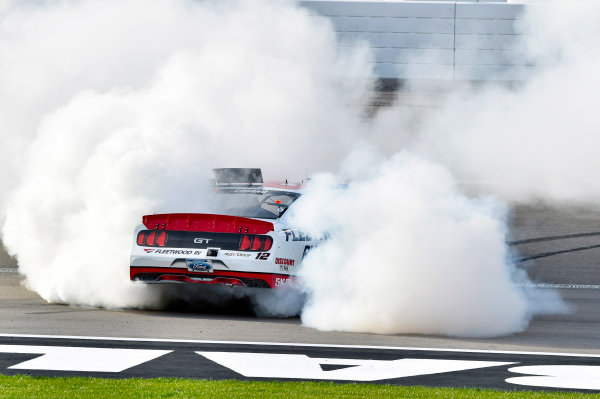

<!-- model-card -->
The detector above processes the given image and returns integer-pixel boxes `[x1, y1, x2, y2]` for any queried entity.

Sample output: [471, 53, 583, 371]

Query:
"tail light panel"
[137, 230, 168, 247]
[156, 231, 167, 246]
[250, 236, 263, 251]
[137, 230, 272, 252]
[239, 235, 252, 251]
[262, 236, 273, 251]
[137, 231, 146, 246]
[239, 234, 273, 252]
[145, 231, 156, 246]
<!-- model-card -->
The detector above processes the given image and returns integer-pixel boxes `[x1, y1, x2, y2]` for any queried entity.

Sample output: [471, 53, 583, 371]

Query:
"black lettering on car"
[302, 246, 312, 260]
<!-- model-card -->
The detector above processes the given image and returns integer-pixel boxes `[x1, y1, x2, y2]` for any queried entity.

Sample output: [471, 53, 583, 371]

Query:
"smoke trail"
[0, 0, 371, 308]
[288, 151, 535, 337]
[284, 2, 600, 336]
[0, 0, 580, 337]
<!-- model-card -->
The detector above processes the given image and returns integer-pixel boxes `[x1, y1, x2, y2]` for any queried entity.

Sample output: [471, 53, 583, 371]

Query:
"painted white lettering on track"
[506, 365, 600, 390]
[0, 345, 171, 372]
[197, 351, 513, 381]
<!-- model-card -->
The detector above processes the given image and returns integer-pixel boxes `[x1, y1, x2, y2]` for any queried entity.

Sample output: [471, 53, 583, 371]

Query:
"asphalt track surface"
[1, 335, 600, 392]
[1, 204, 600, 391]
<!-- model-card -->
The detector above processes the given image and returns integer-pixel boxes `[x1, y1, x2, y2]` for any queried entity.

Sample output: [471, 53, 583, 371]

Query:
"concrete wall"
[300, 1, 534, 81]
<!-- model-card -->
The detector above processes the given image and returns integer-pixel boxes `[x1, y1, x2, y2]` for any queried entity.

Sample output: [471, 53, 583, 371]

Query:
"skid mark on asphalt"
[515, 244, 600, 263]
[507, 230, 600, 263]
[508, 231, 600, 246]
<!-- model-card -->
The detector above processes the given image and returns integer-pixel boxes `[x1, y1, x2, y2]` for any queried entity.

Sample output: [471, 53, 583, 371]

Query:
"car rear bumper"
[130, 267, 294, 288]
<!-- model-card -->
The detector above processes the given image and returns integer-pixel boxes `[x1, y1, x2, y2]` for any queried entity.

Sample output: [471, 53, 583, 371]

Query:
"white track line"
[1, 334, 599, 358]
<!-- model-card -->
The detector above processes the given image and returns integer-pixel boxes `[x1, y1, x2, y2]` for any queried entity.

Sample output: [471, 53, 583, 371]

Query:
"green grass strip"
[0, 375, 596, 399]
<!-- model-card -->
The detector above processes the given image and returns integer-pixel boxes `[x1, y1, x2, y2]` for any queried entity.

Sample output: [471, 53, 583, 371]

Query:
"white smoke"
[410, 3, 600, 204]
[0, 0, 588, 337]
[289, 151, 535, 337]
[0, 0, 370, 308]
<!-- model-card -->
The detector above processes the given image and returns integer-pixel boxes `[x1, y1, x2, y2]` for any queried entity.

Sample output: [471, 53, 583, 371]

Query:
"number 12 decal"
[256, 253, 270, 260]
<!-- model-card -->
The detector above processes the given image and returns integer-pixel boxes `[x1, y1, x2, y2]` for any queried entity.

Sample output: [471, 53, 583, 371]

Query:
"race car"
[129, 168, 320, 288]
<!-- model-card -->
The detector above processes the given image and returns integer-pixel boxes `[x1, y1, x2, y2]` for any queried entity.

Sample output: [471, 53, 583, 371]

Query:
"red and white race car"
[130, 168, 319, 288]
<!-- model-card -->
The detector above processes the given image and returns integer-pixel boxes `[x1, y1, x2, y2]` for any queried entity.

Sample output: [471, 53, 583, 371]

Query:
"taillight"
[251, 236, 263, 251]
[156, 231, 167, 247]
[239, 235, 251, 251]
[238, 234, 272, 251]
[137, 231, 145, 246]
[262, 236, 273, 251]
[145, 231, 156, 246]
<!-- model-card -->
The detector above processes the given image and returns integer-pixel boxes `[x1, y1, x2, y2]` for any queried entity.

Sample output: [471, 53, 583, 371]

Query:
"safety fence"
[300, 1, 534, 81]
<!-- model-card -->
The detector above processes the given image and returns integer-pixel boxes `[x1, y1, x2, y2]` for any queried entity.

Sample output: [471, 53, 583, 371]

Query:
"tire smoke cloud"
[289, 152, 531, 337]
[0, 0, 370, 308]
[0, 0, 584, 337]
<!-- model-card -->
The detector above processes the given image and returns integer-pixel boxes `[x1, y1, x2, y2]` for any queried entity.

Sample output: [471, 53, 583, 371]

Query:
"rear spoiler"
[143, 213, 274, 234]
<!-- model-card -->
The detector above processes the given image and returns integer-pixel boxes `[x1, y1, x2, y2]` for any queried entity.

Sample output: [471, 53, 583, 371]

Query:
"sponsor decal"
[186, 259, 213, 273]
[223, 252, 252, 257]
[282, 229, 330, 242]
[275, 258, 295, 266]
[144, 249, 201, 255]
[274, 277, 292, 287]
[160, 249, 194, 255]
[255, 253, 270, 260]
[194, 238, 213, 244]
[302, 246, 312, 260]
[279, 265, 289, 272]
[283, 229, 310, 242]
